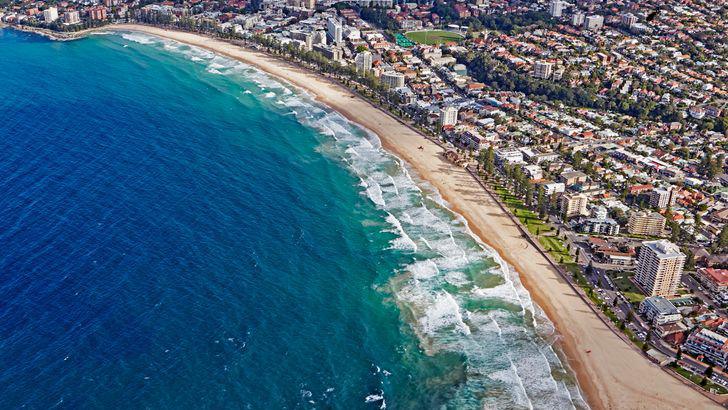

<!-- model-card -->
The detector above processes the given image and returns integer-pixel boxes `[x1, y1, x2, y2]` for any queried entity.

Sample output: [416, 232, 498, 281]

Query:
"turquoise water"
[0, 28, 586, 408]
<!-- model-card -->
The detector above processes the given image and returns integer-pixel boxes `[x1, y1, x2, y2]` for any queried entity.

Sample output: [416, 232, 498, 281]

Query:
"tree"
[718, 224, 728, 250]
[524, 181, 534, 207]
[676, 347, 682, 361]
[670, 222, 681, 243]
[573, 151, 583, 170]
[684, 249, 695, 271]
[537, 186, 547, 219]
[705, 365, 714, 378]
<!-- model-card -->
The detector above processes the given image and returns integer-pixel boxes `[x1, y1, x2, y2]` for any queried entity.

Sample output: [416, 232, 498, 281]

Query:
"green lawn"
[493, 185, 545, 233]
[674, 366, 728, 394]
[609, 273, 645, 303]
[404, 30, 464, 45]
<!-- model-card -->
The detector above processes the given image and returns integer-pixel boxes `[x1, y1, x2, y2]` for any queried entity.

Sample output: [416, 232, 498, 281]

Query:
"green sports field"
[404, 30, 464, 45]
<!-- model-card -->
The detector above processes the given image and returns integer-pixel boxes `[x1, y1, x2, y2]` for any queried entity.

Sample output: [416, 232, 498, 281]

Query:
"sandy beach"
[96, 24, 720, 409]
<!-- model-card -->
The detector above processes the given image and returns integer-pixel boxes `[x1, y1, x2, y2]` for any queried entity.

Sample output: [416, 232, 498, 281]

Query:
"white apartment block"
[355, 51, 372, 74]
[440, 105, 459, 126]
[571, 13, 585, 27]
[635, 240, 685, 297]
[43, 7, 58, 23]
[326, 18, 342, 44]
[549, 0, 564, 17]
[584, 15, 604, 30]
[649, 186, 676, 209]
[533, 61, 553, 79]
[381, 71, 405, 89]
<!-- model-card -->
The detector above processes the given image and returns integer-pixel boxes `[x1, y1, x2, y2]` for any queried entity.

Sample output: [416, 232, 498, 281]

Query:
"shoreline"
[20, 23, 722, 409]
[5, 24, 102, 41]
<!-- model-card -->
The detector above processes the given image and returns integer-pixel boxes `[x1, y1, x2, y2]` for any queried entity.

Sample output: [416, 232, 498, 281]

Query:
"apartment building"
[43, 6, 58, 22]
[533, 61, 553, 80]
[639, 296, 681, 325]
[440, 105, 459, 126]
[635, 240, 685, 297]
[558, 193, 589, 218]
[684, 328, 728, 368]
[650, 186, 676, 209]
[381, 71, 405, 89]
[354, 51, 372, 73]
[628, 211, 666, 237]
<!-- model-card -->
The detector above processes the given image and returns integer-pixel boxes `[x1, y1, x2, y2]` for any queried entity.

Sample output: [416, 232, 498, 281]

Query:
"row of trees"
[476, 146, 554, 219]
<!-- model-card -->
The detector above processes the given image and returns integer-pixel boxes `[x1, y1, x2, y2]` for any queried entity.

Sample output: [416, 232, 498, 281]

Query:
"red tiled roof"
[700, 268, 728, 286]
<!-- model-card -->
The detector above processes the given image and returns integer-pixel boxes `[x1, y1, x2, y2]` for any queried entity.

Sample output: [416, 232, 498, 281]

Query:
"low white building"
[639, 296, 681, 325]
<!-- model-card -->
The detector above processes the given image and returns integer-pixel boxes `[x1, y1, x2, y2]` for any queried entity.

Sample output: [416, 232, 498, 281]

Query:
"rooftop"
[642, 296, 679, 315]
[642, 240, 684, 258]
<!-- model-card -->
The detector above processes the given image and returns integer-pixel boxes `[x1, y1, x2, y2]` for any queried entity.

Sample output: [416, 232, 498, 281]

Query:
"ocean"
[0, 28, 586, 409]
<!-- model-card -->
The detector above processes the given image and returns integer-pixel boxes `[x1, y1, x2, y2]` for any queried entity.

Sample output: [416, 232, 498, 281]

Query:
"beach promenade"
[98, 24, 720, 409]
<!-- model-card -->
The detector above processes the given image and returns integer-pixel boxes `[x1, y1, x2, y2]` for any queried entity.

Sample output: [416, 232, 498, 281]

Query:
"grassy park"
[404, 30, 464, 45]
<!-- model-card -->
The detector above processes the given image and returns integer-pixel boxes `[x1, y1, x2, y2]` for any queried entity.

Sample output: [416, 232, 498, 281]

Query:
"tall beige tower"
[636, 240, 685, 297]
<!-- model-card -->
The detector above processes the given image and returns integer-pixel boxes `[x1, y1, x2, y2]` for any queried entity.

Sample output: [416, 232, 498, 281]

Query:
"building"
[559, 193, 589, 218]
[327, 18, 343, 44]
[628, 211, 666, 237]
[381, 71, 405, 89]
[88, 6, 107, 20]
[440, 105, 459, 126]
[347, 0, 392, 6]
[354, 51, 372, 74]
[580, 218, 620, 235]
[571, 12, 585, 27]
[291, 31, 314, 50]
[494, 148, 524, 165]
[683, 328, 728, 368]
[312, 44, 342, 61]
[559, 170, 588, 186]
[639, 296, 681, 325]
[650, 187, 676, 210]
[63, 10, 80, 24]
[288, 0, 316, 8]
[532, 61, 553, 80]
[621, 13, 637, 28]
[584, 15, 604, 31]
[696, 268, 728, 304]
[635, 240, 685, 297]
[523, 164, 543, 180]
[541, 182, 565, 195]
[592, 206, 608, 220]
[549, 0, 564, 17]
[43, 7, 58, 23]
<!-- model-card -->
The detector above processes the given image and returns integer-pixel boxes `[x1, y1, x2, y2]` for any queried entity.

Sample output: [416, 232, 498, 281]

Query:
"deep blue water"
[0, 28, 586, 409]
